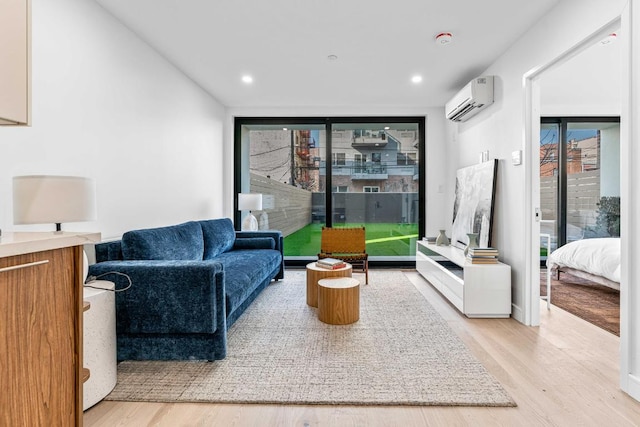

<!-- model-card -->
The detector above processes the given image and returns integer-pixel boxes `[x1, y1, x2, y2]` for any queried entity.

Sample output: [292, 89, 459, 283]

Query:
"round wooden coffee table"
[317, 277, 360, 325]
[306, 262, 352, 307]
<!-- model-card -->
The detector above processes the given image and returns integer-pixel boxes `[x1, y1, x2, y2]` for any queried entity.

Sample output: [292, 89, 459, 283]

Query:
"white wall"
[620, 0, 640, 399]
[539, 20, 622, 199]
[0, 0, 226, 240]
[446, 0, 628, 322]
[224, 106, 449, 237]
[540, 33, 622, 117]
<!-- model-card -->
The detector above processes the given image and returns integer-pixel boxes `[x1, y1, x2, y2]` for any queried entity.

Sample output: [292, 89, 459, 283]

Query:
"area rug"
[105, 270, 516, 407]
[540, 271, 620, 336]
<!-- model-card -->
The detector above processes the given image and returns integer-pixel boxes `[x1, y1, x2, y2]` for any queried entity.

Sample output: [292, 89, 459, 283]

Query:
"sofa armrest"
[95, 240, 123, 262]
[88, 260, 226, 335]
[235, 230, 284, 280]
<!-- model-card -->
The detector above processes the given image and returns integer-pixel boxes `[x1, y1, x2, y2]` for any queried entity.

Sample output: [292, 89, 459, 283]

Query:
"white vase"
[435, 230, 449, 246]
[464, 233, 479, 256]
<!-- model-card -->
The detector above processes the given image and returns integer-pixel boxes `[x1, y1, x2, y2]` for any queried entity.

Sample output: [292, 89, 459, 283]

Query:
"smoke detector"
[600, 33, 617, 45]
[435, 32, 453, 45]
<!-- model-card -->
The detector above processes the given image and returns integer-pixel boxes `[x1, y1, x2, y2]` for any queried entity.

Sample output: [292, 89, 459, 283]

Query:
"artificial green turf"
[283, 223, 418, 257]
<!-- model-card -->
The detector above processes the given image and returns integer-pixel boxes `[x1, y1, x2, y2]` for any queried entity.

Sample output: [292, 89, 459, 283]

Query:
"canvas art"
[450, 159, 498, 250]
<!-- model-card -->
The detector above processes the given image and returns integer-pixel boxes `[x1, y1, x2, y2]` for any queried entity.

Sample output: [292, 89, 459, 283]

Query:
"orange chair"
[318, 226, 369, 285]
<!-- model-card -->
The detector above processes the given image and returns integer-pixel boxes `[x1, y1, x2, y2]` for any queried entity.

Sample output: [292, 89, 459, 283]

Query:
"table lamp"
[238, 193, 262, 231]
[13, 175, 97, 232]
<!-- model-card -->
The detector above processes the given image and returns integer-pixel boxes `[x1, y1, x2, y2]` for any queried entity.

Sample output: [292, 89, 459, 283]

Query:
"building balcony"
[329, 165, 388, 178]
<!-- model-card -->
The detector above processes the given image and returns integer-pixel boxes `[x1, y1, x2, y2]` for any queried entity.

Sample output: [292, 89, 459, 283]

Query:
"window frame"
[234, 116, 426, 266]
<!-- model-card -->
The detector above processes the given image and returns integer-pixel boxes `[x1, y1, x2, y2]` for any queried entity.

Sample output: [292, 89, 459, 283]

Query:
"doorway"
[524, 18, 622, 327]
[539, 117, 621, 335]
[523, 12, 640, 400]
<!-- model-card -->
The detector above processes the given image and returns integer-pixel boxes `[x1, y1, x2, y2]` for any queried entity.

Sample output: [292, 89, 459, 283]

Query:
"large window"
[540, 117, 620, 253]
[235, 117, 425, 264]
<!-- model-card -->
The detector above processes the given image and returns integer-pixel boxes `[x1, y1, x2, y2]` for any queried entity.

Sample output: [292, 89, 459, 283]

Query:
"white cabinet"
[0, 0, 30, 125]
[416, 241, 511, 318]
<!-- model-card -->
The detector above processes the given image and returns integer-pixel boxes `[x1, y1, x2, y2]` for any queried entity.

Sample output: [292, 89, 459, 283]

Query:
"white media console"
[416, 240, 512, 318]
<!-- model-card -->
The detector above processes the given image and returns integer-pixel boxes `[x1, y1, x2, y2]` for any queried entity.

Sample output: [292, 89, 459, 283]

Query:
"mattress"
[547, 237, 621, 284]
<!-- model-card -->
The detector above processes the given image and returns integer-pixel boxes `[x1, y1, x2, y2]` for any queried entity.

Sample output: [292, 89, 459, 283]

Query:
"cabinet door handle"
[0, 260, 49, 273]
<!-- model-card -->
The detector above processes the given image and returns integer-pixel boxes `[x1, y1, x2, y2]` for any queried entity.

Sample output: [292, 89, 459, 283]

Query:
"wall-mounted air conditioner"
[445, 76, 494, 122]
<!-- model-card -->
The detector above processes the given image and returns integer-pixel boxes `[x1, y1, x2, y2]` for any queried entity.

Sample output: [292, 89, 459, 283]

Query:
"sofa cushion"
[214, 249, 282, 315]
[121, 221, 204, 261]
[200, 218, 236, 259]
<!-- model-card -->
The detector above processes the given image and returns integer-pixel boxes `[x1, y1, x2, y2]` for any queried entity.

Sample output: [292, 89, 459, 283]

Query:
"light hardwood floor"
[84, 271, 640, 426]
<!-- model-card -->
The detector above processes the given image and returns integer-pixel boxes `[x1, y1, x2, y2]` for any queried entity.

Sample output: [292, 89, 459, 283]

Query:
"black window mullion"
[325, 120, 333, 228]
[558, 119, 568, 247]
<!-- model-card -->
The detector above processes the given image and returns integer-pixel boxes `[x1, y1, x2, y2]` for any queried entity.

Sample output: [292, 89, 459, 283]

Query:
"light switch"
[512, 150, 522, 166]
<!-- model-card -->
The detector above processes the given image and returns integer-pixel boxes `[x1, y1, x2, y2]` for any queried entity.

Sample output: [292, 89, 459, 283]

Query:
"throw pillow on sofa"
[121, 221, 204, 260]
[233, 237, 276, 250]
[200, 218, 236, 259]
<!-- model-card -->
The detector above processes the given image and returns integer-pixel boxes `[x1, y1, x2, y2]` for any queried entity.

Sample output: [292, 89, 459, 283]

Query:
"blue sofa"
[88, 218, 284, 361]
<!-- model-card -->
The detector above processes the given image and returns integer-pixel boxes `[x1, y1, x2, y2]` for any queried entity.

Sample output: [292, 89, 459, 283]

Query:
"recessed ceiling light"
[242, 75, 253, 84]
[411, 75, 423, 84]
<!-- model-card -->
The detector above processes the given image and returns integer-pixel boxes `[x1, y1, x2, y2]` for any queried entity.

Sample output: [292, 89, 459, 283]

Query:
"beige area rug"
[105, 270, 516, 407]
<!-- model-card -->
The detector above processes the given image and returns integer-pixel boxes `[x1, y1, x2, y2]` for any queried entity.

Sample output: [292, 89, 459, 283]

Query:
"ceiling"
[94, 0, 561, 109]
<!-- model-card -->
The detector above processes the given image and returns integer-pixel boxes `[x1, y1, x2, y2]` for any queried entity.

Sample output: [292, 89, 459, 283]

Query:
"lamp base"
[242, 213, 259, 231]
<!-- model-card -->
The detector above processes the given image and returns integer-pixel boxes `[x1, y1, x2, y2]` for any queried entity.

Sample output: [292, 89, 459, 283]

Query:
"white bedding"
[547, 237, 621, 284]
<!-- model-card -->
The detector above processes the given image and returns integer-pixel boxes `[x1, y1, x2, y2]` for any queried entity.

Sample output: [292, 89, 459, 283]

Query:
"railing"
[350, 164, 387, 175]
[324, 161, 421, 178]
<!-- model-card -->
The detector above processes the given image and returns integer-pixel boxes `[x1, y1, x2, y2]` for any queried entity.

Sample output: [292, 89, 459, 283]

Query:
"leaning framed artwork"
[450, 159, 498, 250]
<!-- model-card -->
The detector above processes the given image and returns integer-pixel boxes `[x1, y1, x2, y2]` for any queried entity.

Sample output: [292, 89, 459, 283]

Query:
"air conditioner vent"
[445, 76, 494, 122]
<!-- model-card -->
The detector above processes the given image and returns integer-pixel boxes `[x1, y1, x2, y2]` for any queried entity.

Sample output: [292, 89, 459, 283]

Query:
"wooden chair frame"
[318, 226, 369, 284]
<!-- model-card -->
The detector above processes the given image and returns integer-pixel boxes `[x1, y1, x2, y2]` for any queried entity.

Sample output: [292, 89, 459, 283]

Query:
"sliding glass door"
[540, 117, 620, 253]
[235, 117, 425, 264]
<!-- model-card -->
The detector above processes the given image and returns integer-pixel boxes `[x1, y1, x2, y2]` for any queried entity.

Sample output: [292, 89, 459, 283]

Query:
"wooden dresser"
[0, 232, 100, 426]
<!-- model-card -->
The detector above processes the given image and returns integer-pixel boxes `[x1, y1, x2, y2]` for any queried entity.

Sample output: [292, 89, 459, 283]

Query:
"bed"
[546, 237, 621, 291]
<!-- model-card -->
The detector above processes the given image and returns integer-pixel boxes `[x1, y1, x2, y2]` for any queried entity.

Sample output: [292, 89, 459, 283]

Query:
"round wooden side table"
[317, 277, 360, 325]
[306, 261, 352, 307]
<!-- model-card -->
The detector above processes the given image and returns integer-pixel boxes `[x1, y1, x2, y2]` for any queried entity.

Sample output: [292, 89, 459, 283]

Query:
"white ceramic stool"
[83, 280, 117, 410]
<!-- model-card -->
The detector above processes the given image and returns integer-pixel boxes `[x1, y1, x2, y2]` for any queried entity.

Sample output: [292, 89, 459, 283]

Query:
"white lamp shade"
[13, 175, 97, 226]
[238, 193, 262, 211]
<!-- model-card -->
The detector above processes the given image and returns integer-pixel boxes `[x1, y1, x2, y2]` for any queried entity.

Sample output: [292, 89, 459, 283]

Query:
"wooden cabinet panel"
[0, 0, 30, 125]
[0, 246, 83, 426]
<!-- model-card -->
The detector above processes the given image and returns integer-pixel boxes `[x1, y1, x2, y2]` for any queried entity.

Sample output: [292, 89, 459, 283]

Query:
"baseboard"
[625, 373, 640, 402]
[511, 303, 524, 324]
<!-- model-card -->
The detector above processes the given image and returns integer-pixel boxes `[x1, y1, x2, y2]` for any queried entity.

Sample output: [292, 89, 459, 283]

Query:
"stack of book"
[316, 257, 346, 270]
[466, 247, 499, 264]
